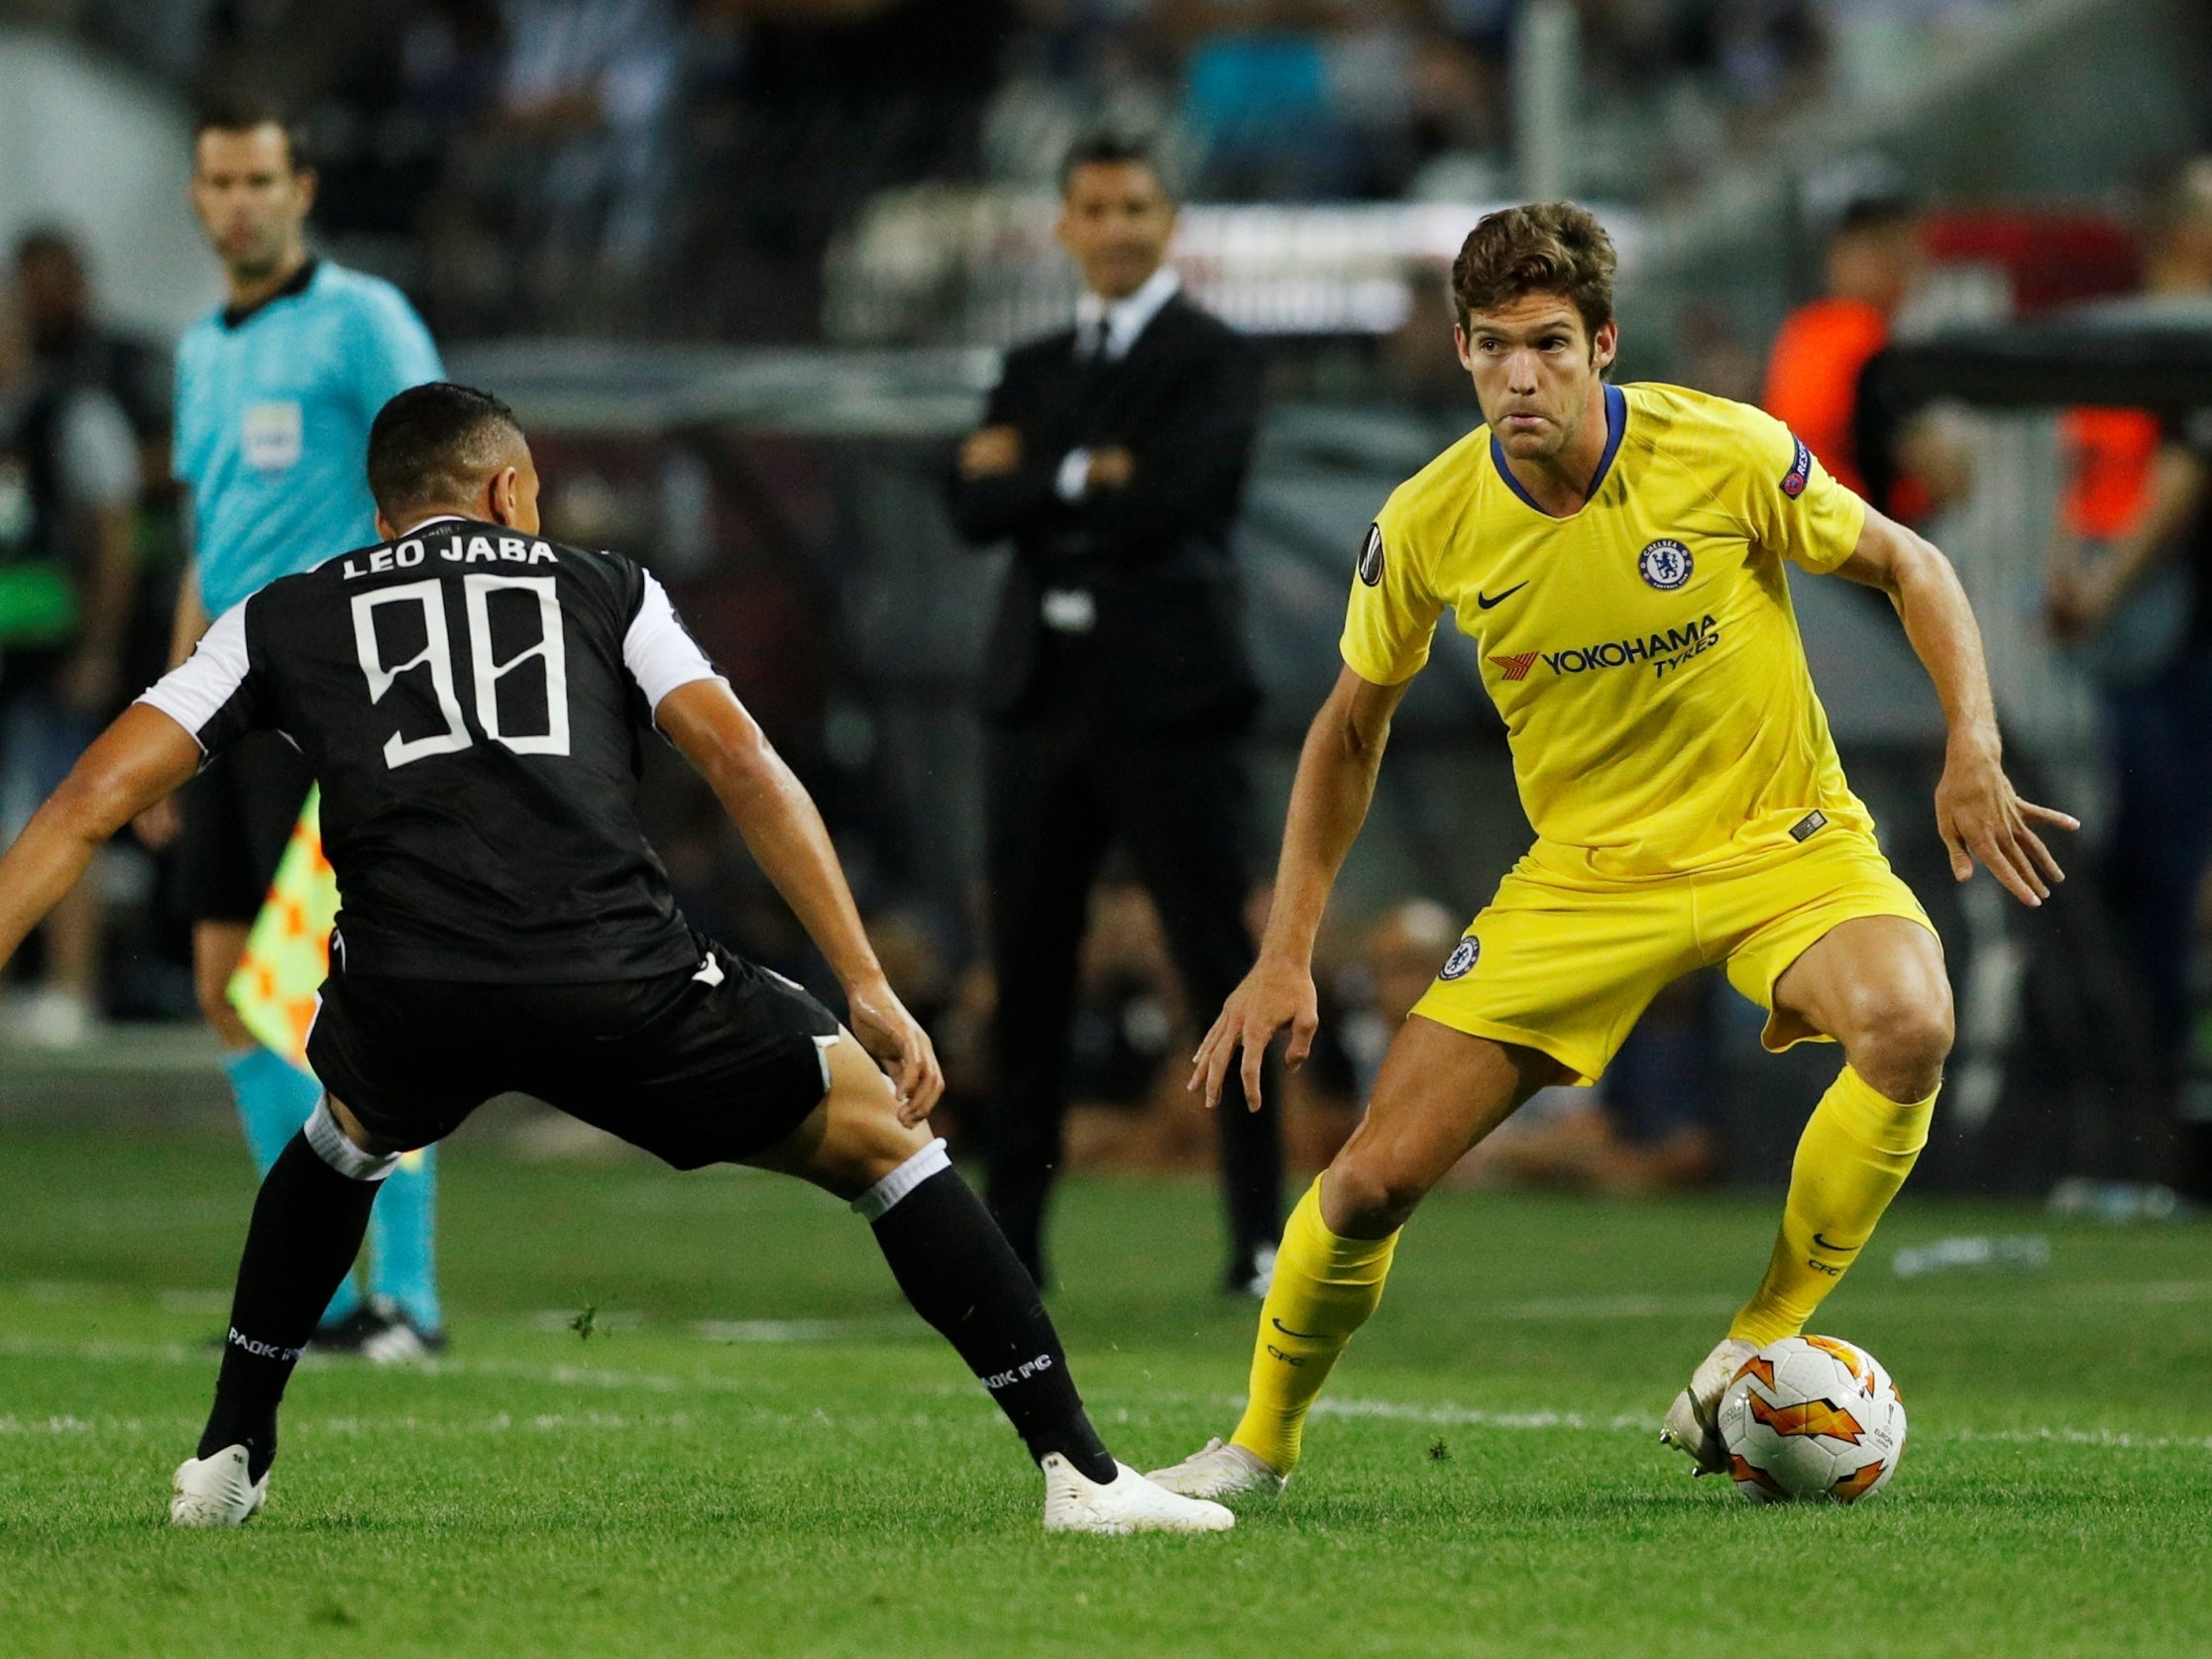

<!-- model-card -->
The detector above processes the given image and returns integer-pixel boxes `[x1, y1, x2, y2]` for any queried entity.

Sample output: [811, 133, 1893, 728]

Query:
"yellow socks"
[1730, 1064, 1935, 1348]
[1230, 1176, 1399, 1476]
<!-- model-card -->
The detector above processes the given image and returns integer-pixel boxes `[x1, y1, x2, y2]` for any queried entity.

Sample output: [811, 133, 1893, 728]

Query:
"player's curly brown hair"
[1450, 202, 1617, 343]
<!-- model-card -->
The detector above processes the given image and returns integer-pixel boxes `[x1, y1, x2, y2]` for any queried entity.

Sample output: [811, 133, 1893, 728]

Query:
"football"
[1716, 1335, 1907, 1504]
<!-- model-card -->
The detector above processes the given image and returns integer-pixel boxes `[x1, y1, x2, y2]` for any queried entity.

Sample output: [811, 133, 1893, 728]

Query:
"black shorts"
[305, 940, 840, 1169]
[175, 730, 315, 924]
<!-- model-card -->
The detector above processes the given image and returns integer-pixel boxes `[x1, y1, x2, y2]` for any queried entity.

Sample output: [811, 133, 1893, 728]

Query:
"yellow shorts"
[1410, 830, 1937, 1085]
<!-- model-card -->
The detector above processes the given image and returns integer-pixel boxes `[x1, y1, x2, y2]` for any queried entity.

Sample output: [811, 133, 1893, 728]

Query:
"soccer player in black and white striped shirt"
[0, 383, 1230, 1537]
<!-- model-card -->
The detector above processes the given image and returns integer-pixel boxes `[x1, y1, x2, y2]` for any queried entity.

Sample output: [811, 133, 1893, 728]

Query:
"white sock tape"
[304, 1097, 400, 1183]
[850, 1137, 950, 1222]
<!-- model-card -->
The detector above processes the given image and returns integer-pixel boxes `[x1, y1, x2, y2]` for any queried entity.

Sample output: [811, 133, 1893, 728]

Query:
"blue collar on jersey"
[1490, 381, 1627, 517]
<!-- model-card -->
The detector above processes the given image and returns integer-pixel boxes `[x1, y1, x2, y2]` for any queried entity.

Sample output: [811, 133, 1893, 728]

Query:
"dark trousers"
[2102, 646, 2212, 1192]
[2104, 648, 2212, 1054]
[983, 709, 1282, 1285]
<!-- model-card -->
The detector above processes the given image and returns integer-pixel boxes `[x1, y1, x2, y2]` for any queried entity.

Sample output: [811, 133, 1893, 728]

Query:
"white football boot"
[1659, 1335, 1759, 1475]
[1040, 1455, 1234, 1534]
[168, 1445, 268, 1527]
[1144, 1436, 1288, 1502]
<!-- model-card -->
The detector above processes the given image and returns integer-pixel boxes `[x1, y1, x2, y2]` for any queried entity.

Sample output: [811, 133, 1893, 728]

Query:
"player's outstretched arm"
[1191, 665, 1410, 1112]
[655, 679, 943, 1123]
[131, 561, 214, 851]
[1834, 507, 2079, 907]
[0, 706, 202, 971]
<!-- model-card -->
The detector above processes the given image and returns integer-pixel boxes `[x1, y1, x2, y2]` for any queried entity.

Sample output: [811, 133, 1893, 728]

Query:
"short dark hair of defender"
[193, 91, 311, 172]
[1450, 202, 1617, 344]
[1059, 131, 1172, 197]
[367, 383, 523, 521]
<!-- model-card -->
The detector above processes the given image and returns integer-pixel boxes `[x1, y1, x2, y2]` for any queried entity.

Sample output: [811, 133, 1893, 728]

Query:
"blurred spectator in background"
[487, 0, 681, 285]
[1673, 298, 1763, 406]
[1329, 897, 1460, 1107]
[1383, 258, 1477, 411]
[1169, 1, 1410, 200]
[12, 231, 170, 461]
[947, 132, 1279, 1294]
[1762, 190, 1967, 526]
[0, 232, 145, 1045]
[13, 231, 178, 689]
[1463, 973, 1720, 1193]
[1063, 873, 1182, 1109]
[2046, 158, 2212, 1193]
[687, 0, 1020, 339]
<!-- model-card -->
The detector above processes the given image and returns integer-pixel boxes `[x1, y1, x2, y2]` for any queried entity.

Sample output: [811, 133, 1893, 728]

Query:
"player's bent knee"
[306, 1096, 406, 1178]
[1847, 986, 1953, 1100]
[1321, 1154, 1427, 1239]
[755, 1032, 933, 1202]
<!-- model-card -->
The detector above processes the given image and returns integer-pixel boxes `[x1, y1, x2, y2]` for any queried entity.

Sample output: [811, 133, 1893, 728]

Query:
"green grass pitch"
[1, 1118, 2207, 1657]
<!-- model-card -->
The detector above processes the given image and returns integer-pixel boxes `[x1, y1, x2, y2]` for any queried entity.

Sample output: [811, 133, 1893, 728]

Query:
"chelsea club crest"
[1638, 538, 1694, 592]
[1439, 937, 1480, 981]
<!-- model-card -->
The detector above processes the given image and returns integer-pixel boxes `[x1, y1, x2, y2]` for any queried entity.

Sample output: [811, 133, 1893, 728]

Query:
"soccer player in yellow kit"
[1148, 202, 2076, 1499]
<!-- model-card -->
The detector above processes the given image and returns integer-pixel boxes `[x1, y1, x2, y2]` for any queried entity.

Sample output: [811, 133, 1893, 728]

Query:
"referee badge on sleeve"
[1357, 521, 1385, 587]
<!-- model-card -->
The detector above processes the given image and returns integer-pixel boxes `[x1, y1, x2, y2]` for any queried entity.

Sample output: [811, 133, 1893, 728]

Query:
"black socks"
[864, 1155, 1117, 1485]
[197, 1130, 1121, 1493]
[198, 1130, 383, 1481]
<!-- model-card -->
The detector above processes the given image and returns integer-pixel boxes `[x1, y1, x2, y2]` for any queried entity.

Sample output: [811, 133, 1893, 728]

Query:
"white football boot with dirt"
[1040, 1455, 1235, 1534]
[1144, 1436, 1288, 1502]
[168, 1444, 268, 1527]
[1659, 1335, 1760, 1475]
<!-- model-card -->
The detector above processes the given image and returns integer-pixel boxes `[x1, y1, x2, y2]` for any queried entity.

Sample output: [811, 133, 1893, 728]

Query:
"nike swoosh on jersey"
[1812, 1233, 1861, 1253]
[1476, 582, 1529, 608]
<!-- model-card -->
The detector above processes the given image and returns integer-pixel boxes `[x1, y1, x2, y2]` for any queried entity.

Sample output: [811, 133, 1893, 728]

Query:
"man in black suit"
[947, 134, 1281, 1294]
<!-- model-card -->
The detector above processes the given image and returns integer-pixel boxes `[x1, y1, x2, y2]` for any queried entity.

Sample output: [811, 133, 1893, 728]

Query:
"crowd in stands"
[10, 0, 2035, 342]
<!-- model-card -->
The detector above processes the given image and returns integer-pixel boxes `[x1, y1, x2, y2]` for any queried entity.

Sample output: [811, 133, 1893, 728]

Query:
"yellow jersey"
[1342, 381, 1874, 881]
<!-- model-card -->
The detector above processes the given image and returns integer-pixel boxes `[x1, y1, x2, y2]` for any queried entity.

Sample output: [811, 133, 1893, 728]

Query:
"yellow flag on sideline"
[226, 786, 338, 1076]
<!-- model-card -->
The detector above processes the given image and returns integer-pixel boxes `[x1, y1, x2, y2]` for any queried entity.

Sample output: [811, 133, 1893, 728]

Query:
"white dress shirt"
[1056, 267, 1182, 502]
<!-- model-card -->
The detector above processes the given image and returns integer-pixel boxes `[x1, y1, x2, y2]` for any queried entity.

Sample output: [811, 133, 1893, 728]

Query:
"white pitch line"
[1472, 1279, 2212, 1320]
[4, 1386, 2210, 1456]
[1311, 1399, 2212, 1453]
[0, 1333, 930, 1401]
[1315, 1396, 1657, 1433]
[1486, 1293, 1742, 1322]
[0, 1333, 718, 1393]
[2053, 1279, 2212, 1305]
[0, 1335, 199, 1366]
[1953, 1425, 2212, 1453]
[691, 1318, 894, 1344]
[1161, 1386, 2212, 1455]
[0, 1408, 787, 1439]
